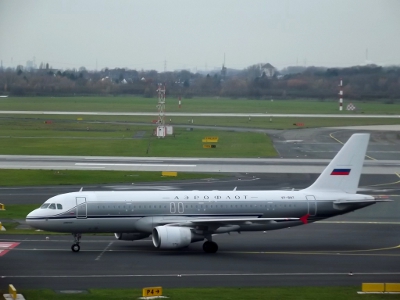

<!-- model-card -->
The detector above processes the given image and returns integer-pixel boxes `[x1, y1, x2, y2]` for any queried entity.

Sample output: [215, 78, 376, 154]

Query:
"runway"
[0, 173, 399, 290]
[0, 155, 399, 174]
[1, 223, 399, 289]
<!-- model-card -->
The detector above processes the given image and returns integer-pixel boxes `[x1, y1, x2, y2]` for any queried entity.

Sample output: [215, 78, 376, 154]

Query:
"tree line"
[0, 63, 399, 101]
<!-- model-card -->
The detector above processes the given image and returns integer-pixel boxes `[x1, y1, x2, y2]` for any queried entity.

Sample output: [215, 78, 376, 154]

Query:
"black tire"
[71, 244, 80, 252]
[203, 241, 218, 253]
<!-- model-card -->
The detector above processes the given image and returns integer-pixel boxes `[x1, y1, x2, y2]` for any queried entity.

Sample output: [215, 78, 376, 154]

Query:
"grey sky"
[1, 0, 399, 72]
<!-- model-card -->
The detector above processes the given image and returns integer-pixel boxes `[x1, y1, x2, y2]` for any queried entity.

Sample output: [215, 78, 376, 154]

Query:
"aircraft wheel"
[71, 244, 80, 252]
[203, 241, 218, 253]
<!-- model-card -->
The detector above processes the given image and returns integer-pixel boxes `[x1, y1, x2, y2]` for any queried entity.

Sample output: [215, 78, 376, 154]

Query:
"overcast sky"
[1, 0, 399, 72]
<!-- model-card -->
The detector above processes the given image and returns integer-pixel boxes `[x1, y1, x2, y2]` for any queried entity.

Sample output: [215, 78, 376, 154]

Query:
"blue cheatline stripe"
[26, 213, 265, 221]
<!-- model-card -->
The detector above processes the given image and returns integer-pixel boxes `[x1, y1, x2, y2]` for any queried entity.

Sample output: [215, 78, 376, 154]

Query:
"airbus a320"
[26, 133, 389, 253]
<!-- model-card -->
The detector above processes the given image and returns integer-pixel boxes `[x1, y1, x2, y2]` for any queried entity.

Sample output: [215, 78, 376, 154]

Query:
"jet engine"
[114, 233, 150, 241]
[152, 226, 203, 249]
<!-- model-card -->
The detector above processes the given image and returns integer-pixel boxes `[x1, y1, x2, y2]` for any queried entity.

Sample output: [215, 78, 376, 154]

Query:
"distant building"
[260, 63, 276, 78]
[221, 64, 227, 79]
[26, 60, 37, 71]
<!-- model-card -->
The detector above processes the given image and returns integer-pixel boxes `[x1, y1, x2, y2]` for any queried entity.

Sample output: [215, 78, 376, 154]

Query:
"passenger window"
[40, 203, 50, 209]
[48, 203, 56, 209]
[57, 204, 62, 209]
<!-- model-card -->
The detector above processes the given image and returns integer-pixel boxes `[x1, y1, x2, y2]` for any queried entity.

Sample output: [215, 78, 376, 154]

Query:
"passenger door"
[306, 195, 317, 216]
[76, 197, 87, 219]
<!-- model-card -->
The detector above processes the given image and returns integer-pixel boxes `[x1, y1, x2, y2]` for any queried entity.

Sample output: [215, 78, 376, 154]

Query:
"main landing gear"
[71, 233, 82, 252]
[203, 240, 218, 253]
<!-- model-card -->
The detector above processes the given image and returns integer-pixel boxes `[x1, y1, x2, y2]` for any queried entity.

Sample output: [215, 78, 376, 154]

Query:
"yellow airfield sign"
[203, 144, 216, 149]
[202, 136, 219, 143]
[142, 286, 163, 297]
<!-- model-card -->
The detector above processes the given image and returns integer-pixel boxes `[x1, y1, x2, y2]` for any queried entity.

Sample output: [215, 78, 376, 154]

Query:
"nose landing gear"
[71, 233, 82, 252]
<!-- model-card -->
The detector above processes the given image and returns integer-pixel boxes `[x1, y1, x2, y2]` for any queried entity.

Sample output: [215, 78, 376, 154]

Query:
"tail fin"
[303, 133, 370, 193]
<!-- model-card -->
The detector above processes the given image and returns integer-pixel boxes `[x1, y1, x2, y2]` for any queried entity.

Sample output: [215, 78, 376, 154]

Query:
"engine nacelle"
[114, 233, 150, 241]
[152, 226, 203, 249]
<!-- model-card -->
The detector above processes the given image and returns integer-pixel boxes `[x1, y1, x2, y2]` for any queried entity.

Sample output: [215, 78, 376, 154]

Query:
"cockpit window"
[40, 203, 50, 209]
[56, 204, 63, 209]
[48, 203, 56, 209]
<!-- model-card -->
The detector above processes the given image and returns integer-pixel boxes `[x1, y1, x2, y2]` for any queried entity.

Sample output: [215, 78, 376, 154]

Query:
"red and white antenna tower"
[338, 78, 343, 111]
[156, 83, 166, 138]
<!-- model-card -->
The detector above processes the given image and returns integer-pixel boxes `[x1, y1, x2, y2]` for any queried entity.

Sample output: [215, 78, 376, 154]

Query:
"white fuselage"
[26, 190, 374, 234]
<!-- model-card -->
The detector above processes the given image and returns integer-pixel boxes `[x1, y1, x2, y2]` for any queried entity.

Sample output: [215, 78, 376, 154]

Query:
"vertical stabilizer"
[303, 134, 369, 193]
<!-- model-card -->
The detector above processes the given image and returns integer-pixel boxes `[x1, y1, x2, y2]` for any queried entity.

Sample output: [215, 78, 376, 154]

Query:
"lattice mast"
[157, 83, 166, 126]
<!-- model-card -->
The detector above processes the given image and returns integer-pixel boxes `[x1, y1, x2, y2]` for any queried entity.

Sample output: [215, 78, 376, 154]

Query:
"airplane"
[26, 133, 390, 253]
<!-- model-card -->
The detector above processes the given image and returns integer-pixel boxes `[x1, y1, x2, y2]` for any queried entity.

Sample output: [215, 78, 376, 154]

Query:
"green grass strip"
[4, 287, 396, 300]
[2, 96, 400, 114]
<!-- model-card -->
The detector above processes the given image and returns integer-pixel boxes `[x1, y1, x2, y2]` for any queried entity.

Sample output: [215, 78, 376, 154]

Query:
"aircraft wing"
[165, 217, 299, 227]
[334, 198, 393, 205]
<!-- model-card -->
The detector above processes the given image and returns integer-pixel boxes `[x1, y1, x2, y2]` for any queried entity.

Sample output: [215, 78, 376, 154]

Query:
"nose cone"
[26, 208, 47, 229]
[26, 208, 41, 219]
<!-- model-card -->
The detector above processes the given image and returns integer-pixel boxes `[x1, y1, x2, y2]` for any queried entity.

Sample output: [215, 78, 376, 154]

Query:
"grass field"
[0, 97, 398, 158]
[2, 287, 397, 300]
[1, 96, 400, 114]
[0, 115, 277, 157]
[1, 204, 41, 219]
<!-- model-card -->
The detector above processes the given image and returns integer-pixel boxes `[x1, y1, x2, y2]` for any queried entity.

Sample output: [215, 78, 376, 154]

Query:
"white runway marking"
[2, 272, 400, 279]
[75, 163, 196, 168]
[95, 242, 113, 261]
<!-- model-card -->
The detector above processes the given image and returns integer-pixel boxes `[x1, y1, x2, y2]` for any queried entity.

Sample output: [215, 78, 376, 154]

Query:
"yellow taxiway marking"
[224, 244, 400, 256]
[368, 172, 400, 187]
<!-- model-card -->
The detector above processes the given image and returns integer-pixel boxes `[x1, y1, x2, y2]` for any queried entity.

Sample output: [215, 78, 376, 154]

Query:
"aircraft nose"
[26, 208, 38, 218]
[26, 208, 48, 230]
[26, 208, 43, 223]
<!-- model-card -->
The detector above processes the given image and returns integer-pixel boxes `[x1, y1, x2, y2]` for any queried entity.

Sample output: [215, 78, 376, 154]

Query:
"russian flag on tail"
[331, 168, 351, 175]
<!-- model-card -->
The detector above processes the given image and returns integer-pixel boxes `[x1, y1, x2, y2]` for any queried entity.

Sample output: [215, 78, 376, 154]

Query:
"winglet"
[79, 187, 83, 192]
[300, 214, 310, 224]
